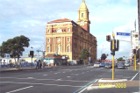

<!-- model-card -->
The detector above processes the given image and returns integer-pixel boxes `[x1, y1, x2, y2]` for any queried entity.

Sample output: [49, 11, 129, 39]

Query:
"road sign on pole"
[116, 32, 130, 36]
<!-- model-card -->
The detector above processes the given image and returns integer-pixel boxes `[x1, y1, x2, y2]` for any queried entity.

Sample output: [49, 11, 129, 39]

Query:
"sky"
[0, 0, 138, 59]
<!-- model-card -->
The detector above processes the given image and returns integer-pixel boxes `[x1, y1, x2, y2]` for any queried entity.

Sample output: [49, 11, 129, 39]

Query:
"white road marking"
[6, 86, 33, 93]
[27, 77, 34, 79]
[78, 79, 98, 93]
[43, 74, 48, 76]
[67, 76, 71, 78]
[1, 81, 82, 88]
[54, 73, 58, 74]
[0, 77, 89, 82]
[73, 79, 98, 93]
[130, 72, 139, 81]
[57, 78, 62, 81]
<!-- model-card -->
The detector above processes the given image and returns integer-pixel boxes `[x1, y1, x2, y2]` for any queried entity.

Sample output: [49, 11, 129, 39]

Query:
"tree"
[101, 53, 107, 60]
[79, 49, 89, 64]
[117, 57, 125, 61]
[0, 35, 30, 66]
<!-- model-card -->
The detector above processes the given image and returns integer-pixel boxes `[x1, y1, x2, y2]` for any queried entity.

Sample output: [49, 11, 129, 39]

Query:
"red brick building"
[45, 0, 97, 61]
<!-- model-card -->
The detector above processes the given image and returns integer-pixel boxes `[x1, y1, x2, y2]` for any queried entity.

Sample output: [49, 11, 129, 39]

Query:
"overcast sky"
[0, 0, 138, 59]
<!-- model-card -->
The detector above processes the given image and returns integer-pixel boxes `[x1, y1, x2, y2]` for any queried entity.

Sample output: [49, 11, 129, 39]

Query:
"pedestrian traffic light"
[30, 51, 34, 58]
[106, 35, 111, 41]
[133, 49, 136, 54]
[110, 39, 119, 51]
[115, 40, 119, 51]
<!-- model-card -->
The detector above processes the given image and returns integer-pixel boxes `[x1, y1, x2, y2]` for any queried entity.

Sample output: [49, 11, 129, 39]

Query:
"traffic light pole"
[106, 33, 119, 80]
[112, 33, 115, 80]
[112, 55, 115, 80]
[134, 54, 136, 71]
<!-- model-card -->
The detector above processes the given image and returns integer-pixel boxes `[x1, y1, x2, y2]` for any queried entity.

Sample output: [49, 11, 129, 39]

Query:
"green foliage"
[101, 53, 107, 60]
[79, 49, 89, 60]
[0, 35, 30, 58]
[117, 57, 125, 61]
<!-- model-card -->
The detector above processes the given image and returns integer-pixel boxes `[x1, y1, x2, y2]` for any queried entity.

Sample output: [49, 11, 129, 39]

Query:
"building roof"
[48, 18, 72, 24]
[79, 0, 89, 11]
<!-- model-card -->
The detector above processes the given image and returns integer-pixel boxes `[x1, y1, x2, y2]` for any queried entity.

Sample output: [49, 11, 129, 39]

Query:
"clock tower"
[77, 0, 90, 32]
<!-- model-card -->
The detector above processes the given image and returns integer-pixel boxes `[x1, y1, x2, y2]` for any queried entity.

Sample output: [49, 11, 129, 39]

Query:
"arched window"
[47, 46, 50, 52]
[57, 44, 61, 53]
[81, 13, 84, 17]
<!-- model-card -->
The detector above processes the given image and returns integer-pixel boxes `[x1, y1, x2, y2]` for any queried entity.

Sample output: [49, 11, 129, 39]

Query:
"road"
[0, 65, 139, 93]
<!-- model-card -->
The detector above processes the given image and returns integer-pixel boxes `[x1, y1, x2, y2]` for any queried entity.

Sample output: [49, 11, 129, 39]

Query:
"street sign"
[116, 32, 130, 36]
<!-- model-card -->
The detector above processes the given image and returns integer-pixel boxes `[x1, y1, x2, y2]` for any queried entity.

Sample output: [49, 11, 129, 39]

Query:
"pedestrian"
[36, 60, 39, 69]
[39, 60, 42, 69]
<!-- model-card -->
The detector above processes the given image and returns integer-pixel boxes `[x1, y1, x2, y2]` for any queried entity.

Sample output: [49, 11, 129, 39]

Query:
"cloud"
[0, 0, 137, 59]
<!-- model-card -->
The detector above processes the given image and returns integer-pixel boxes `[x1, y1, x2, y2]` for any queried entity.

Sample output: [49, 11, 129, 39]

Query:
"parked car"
[93, 62, 100, 67]
[99, 62, 105, 67]
[124, 61, 130, 67]
[117, 62, 125, 69]
[105, 63, 112, 68]
[69, 60, 77, 66]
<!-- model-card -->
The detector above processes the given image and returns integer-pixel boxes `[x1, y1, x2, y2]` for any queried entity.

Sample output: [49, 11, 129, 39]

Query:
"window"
[81, 13, 84, 17]
[47, 38, 50, 43]
[57, 44, 61, 53]
[67, 37, 70, 42]
[57, 38, 61, 43]
[47, 46, 50, 52]
[68, 28, 71, 32]
[67, 45, 70, 52]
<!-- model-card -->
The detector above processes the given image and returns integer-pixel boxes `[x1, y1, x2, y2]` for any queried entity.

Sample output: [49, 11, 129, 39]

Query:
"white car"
[124, 61, 130, 67]
[93, 62, 100, 67]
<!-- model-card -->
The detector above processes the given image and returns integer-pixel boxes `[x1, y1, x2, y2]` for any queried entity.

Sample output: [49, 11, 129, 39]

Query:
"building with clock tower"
[45, 0, 97, 63]
[77, 0, 90, 32]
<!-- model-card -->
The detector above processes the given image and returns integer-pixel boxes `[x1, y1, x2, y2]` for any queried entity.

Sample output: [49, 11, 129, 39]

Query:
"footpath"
[0, 67, 37, 72]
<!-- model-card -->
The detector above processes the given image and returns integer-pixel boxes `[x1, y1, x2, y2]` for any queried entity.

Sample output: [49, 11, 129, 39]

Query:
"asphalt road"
[0, 65, 139, 93]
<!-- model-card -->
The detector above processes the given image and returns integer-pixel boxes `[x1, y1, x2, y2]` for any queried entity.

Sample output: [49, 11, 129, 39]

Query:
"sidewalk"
[0, 65, 60, 72]
[0, 67, 36, 72]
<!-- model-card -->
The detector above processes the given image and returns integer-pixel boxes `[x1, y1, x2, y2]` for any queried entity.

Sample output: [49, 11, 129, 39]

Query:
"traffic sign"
[116, 32, 130, 36]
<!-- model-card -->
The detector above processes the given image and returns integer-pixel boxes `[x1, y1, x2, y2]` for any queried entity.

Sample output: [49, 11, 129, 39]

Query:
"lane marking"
[73, 79, 98, 93]
[67, 76, 71, 78]
[0, 81, 82, 88]
[27, 77, 34, 79]
[130, 72, 139, 81]
[43, 74, 48, 76]
[6, 86, 33, 93]
[0, 77, 89, 82]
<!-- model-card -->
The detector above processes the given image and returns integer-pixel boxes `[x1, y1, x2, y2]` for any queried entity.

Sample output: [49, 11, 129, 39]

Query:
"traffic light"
[115, 40, 119, 51]
[106, 35, 111, 41]
[110, 39, 119, 51]
[111, 50, 115, 56]
[133, 49, 136, 54]
[30, 51, 34, 58]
